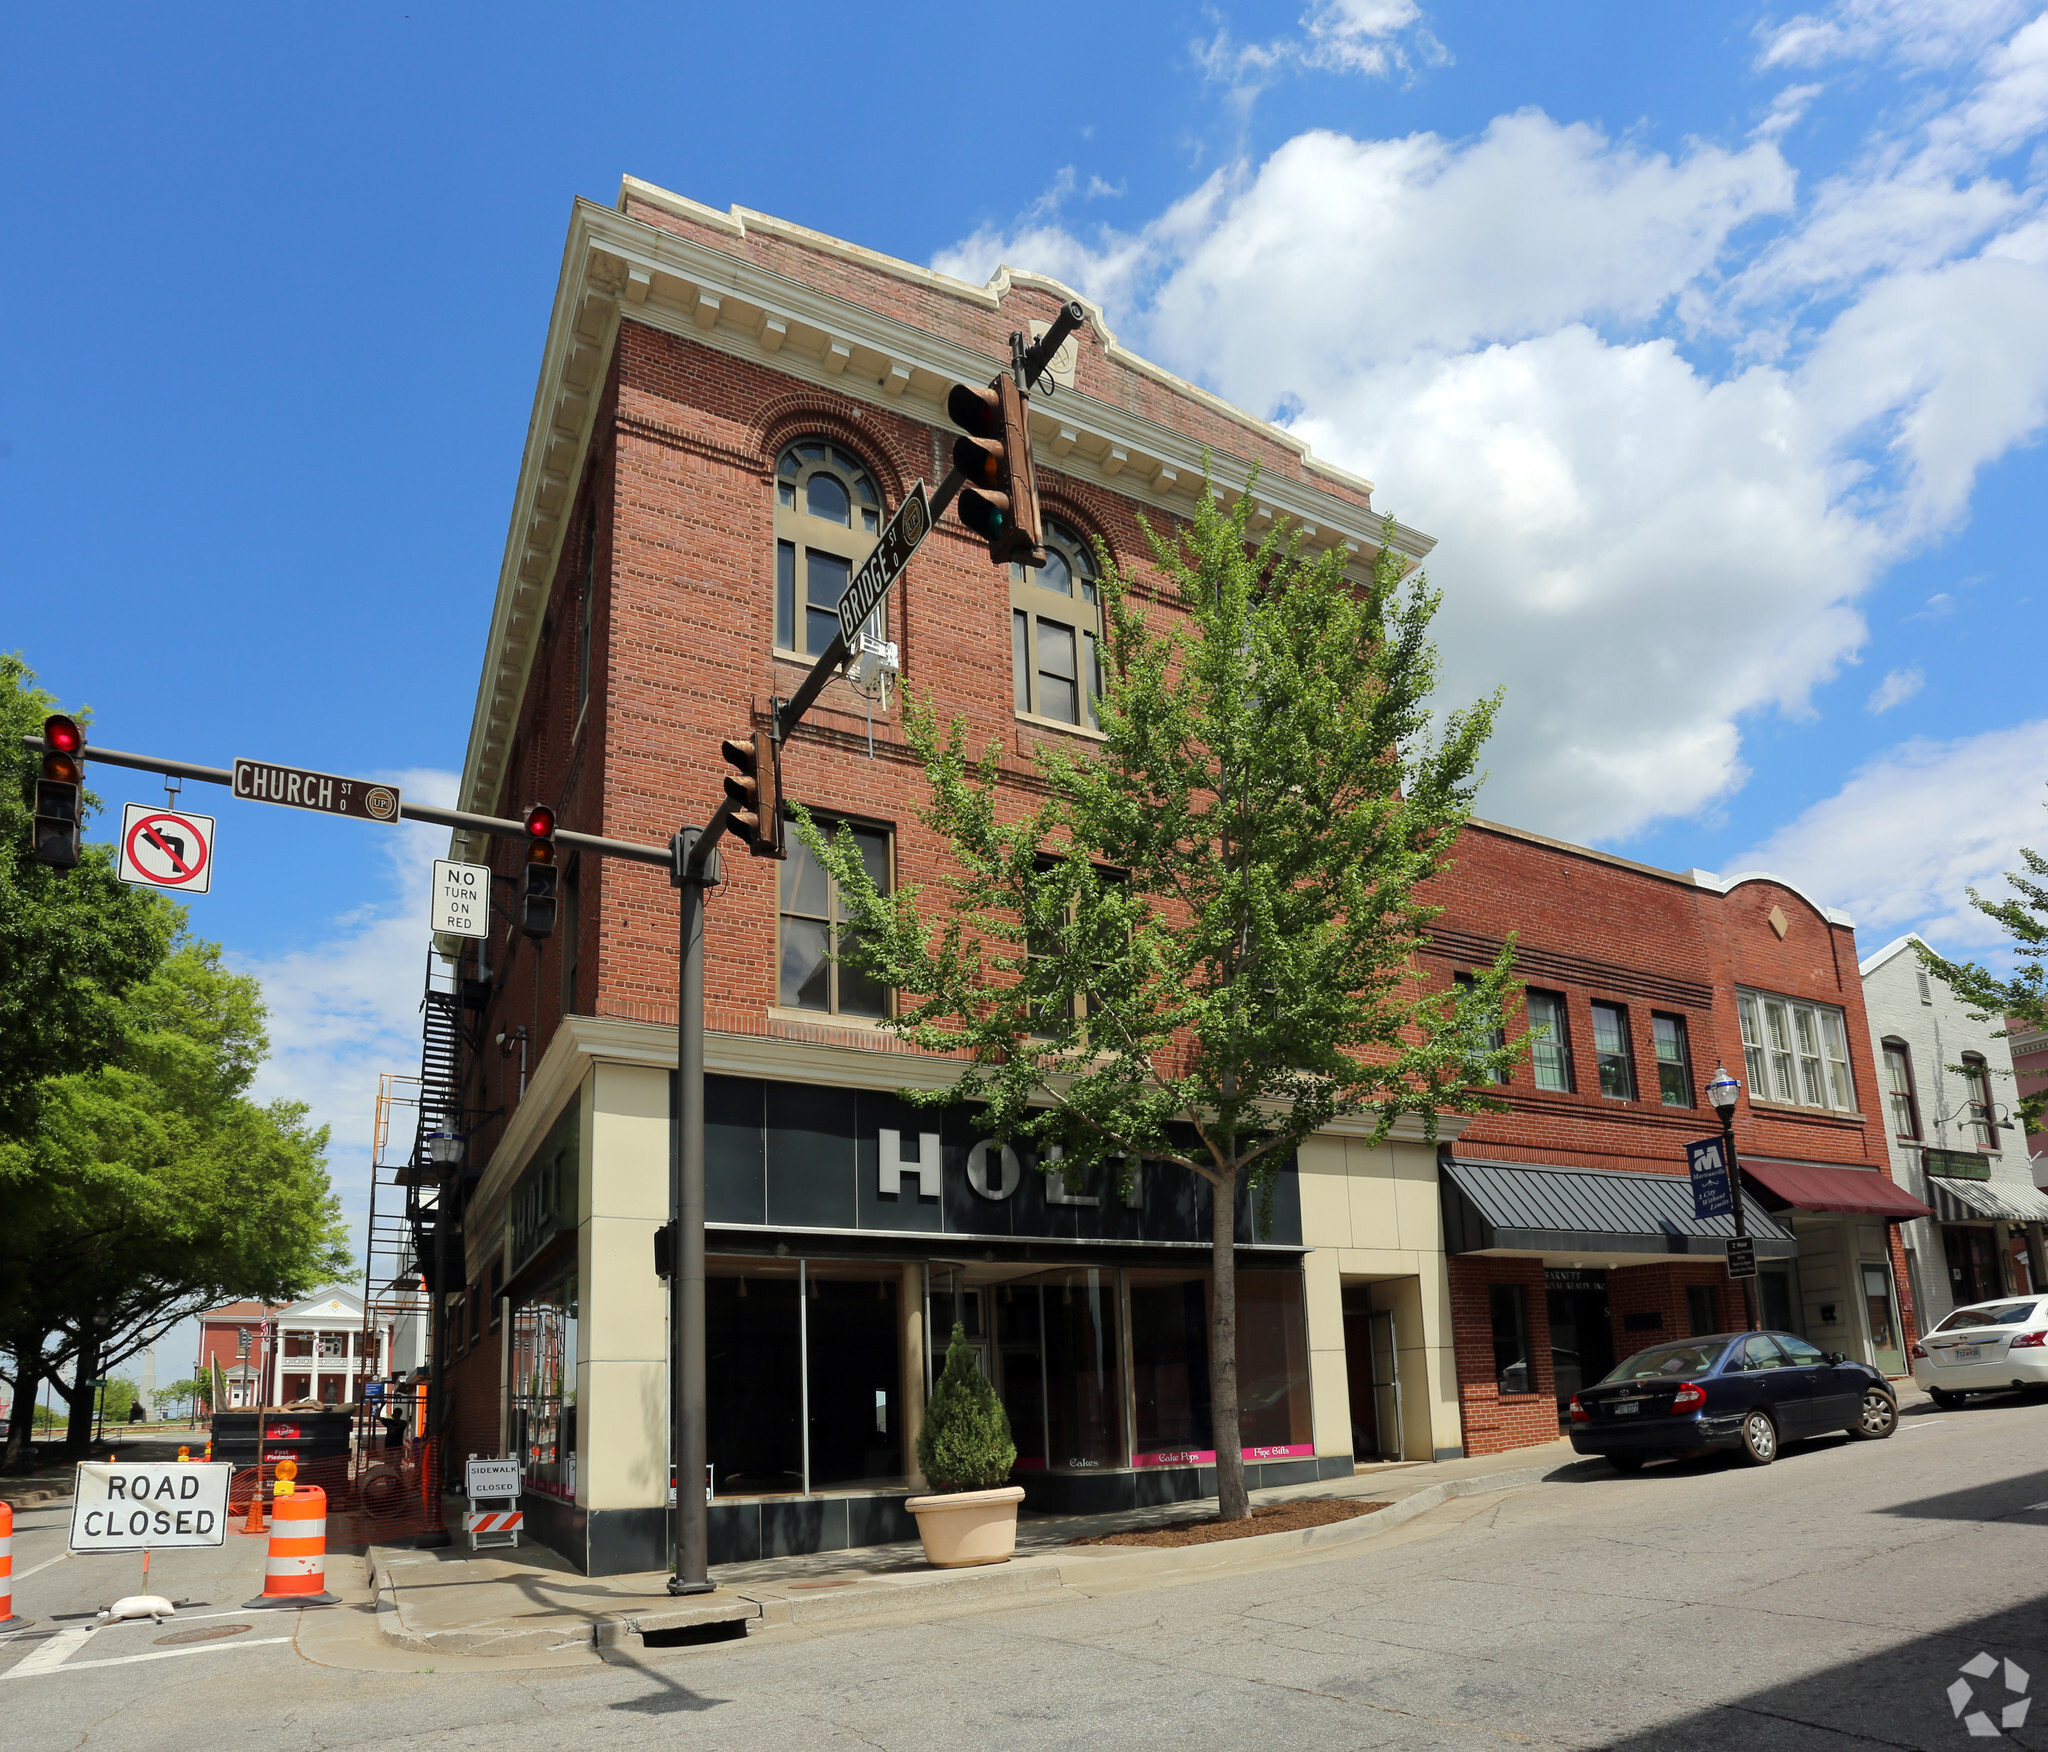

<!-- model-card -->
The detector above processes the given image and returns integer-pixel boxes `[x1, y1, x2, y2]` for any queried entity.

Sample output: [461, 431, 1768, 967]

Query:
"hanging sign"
[432, 859, 491, 938]
[118, 803, 215, 893]
[837, 479, 931, 647]
[1687, 1137, 1734, 1221]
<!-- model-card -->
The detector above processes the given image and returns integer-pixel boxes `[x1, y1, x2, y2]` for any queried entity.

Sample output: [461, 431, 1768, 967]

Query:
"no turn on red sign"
[118, 801, 215, 893]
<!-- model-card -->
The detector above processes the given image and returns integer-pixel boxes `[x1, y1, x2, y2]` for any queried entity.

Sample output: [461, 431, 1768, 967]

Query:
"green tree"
[801, 485, 1517, 1521]
[1, 656, 351, 1463]
[1918, 806, 2048, 1131]
[154, 1378, 207, 1420]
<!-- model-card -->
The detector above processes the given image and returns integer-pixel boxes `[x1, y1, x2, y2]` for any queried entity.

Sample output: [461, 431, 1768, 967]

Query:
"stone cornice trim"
[454, 189, 1437, 830]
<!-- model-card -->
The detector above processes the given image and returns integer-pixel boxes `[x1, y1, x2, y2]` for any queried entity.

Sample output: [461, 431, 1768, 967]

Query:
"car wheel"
[1848, 1388, 1897, 1440]
[1606, 1454, 1647, 1474]
[1736, 1409, 1778, 1466]
[1928, 1388, 1965, 1410]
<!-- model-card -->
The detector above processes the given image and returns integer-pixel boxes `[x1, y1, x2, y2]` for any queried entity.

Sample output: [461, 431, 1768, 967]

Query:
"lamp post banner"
[1687, 1137, 1734, 1222]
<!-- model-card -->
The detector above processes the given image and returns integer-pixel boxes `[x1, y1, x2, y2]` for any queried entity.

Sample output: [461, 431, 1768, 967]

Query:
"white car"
[1912, 1297, 2048, 1407]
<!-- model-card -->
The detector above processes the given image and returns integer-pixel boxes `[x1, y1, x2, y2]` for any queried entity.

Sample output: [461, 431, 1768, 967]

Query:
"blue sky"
[6, 1, 2048, 1345]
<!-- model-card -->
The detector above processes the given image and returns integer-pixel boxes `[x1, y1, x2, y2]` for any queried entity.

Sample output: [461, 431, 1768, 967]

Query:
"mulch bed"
[1073, 1498, 1391, 1548]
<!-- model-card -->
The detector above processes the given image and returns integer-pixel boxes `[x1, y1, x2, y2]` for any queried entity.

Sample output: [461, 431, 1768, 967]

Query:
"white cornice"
[452, 187, 1438, 842]
[1685, 868, 1856, 928]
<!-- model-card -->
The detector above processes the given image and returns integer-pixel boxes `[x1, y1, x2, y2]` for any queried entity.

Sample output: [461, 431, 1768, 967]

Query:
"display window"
[510, 1270, 578, 1500]
[1126, 1267, 1312, 1465]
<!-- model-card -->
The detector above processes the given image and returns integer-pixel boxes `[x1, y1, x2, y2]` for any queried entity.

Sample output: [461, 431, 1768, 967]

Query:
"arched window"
[774, 441, 882, 657]
[1009, 518, 1102, 728]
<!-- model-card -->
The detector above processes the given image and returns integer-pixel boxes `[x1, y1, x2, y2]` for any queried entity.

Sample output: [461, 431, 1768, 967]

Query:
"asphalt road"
[7, 1392, 2048, 1750]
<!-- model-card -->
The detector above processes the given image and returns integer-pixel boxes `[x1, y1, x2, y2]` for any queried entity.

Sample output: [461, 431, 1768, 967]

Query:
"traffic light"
[32, 713, 85, 870]
[520, 803, 558, 938]
[720, 729, 785, 859]
[947, 373, 1045, 568]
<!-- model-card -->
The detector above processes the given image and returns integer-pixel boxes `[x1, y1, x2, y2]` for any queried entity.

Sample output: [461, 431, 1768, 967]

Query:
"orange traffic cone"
[0, 1500, 24, 1630]
[239, 1468, 268, 1534]
[243, 1483, 338, 1608]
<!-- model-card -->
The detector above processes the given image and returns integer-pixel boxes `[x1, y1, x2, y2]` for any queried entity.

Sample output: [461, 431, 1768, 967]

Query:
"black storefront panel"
[704, 1074, 1302, 1246]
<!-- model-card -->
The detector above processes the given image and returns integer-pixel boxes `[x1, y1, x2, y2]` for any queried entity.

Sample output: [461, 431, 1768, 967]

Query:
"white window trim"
[1736, 987, 1858, 1113]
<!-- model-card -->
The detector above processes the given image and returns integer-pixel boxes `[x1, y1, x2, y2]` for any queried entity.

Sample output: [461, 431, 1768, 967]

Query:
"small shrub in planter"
[918, 1322, 1017, 1490]
[908, 1324, 1023, 1567]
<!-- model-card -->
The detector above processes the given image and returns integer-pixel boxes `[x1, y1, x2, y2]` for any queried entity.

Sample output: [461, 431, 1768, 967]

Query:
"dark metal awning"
[1440, 1157, 1798, 1261]
[1737, 1156, 1933, 1221]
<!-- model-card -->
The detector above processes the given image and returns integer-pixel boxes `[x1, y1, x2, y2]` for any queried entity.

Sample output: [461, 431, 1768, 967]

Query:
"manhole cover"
[154, 1623, 253, 1646]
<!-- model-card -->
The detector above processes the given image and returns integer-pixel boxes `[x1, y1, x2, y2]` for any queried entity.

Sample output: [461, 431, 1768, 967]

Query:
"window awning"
[1736, 1157, 1932, 1221]
[1440, 1158, 1798, 1260]
[1928, 1174, 2048, 1225]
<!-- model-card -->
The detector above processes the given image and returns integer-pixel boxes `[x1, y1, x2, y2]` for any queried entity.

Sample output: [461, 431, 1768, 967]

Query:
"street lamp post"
[1706, 1065, 1759, 1332]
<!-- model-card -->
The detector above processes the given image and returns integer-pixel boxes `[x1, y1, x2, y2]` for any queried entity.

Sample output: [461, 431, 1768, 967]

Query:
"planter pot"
[904, 1485, 1025, 1568]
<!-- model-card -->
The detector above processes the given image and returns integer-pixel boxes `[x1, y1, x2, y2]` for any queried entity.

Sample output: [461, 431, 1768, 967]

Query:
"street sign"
[232, 757, 401, 824]
[1686, 1137, 1734, 1221]
[837, 478, 932, 648]
[1725, 1236, 1758, 1280]
[465, 1457, 521, 1499]
[432, 859, 491, 938]
[118, 803, 215, 893]
[69, 1462, 232, 1551]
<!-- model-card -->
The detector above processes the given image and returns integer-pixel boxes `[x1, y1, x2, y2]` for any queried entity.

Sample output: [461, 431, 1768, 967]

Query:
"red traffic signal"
[947, 375, 1044, 568]
[520, 804, 558, 938]
[32, 714, 85, 869]
[720, 730, 785, 859]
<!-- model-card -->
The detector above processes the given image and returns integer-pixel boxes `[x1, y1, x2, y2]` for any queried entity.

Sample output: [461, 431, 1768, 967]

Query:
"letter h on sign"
[878, 1130, 942, 1198]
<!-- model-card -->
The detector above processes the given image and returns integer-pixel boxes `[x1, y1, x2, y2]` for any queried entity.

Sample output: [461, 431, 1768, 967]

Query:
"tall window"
[1591, 1002, 1635, 1100]
[1527, 991, 1574, 1092]
[1736, 990, 1856, 1112]
[1962, 1054, 1997, 1148]
[779, 818, 890, 1017]
[1653, 1014, 1693, 1107]
[1883, 1040, 1921, 1139]
[1456, 972, 1510, 1084]
[577, 515, 594, 716]
[1010, 519, 1102, 728]
[1489, 1284, 1533, 1394]
[774, 441, 882, 657]
[561, 853, 581, 1015]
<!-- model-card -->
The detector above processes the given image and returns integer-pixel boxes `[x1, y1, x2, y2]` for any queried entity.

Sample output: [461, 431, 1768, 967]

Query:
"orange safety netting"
[227, 1439, 446, 1546]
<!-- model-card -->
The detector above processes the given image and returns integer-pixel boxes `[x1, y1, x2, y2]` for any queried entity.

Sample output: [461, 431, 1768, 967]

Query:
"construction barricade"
[0, 1500, 20, 1629]
[244, 1483, 339, 1608]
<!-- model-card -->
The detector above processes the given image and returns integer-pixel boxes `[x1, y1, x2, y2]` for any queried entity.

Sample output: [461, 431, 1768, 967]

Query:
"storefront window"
[1490, 1284, 1532, 1394]
[1041, 1268, 1124, 1469]
[992, 1281, 1047, 1469]
[1130, 1270, 1212, 1462]
[707, 1261, 801, 1496]
[804, 1265, 903, 1489]
[510, 1271, 577, 1501]
[1236, 1272, 1312, 1452]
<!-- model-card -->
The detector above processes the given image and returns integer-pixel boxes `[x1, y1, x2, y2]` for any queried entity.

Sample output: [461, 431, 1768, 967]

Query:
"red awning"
[1738, 1157, 1932, 1220]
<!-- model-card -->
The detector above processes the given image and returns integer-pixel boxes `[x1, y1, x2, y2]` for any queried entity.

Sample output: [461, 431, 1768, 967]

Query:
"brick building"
[1423, 825, 1930, 1457]
[430, 176, 1931, 1574]
[195, 1289, 391, 1408]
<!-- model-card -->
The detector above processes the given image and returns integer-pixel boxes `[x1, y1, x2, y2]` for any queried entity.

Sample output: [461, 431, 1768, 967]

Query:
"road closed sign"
[69, 1462, 233, 1550]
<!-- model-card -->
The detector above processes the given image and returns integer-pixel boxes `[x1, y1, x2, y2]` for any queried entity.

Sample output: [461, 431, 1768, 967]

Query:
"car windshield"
[1600, 1341, 1726, 1382]
[1934, 1301, 2041, 1332]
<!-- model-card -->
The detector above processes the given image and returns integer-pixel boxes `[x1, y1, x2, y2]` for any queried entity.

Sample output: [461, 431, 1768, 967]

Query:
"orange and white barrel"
[243, 1484, 338, 1608]
[0, 1499, 19, 1628]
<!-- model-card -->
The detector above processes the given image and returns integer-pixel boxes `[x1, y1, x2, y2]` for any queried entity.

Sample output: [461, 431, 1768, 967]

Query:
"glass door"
[1861, 1262, 1905, 1375]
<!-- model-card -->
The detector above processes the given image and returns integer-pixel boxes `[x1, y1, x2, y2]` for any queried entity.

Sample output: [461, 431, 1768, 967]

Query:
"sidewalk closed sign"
[465, 1458, 521, 1499]
[69, 1462, 232, 1550]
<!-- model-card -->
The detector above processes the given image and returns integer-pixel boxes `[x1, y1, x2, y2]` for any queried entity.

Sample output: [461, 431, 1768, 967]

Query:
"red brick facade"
[1424, 823, 1916, 1456]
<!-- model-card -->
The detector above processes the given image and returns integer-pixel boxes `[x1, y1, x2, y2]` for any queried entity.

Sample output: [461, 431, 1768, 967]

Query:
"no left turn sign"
[119, 802, 216, 893]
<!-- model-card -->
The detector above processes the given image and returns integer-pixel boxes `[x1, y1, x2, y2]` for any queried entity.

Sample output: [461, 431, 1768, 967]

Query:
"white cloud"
[1728, 722, 2048, 951]
[232, 767, 459, 1236]
[1868, 665, 1927, 709]
[1757, 0, 2031, 71]
[937, 11, 2048, 845]
[1192, 0, 1447, 109]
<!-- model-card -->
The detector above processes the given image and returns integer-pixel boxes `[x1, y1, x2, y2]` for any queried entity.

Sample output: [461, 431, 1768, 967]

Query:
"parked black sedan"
[1568, 1330, 1897, 1471]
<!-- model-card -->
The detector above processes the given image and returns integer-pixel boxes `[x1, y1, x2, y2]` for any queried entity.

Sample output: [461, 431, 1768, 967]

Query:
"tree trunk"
[66, 1332, 100, 1453]
[1209, 1167, 1250, 1521]
[2, 1345, 42, 1471]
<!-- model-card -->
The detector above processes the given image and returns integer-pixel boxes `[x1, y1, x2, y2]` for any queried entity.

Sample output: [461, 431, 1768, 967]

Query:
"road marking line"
[29, 1638, 291, 1675]
[2020, 1502, 2048, 1513]
[14, 1552, 72, 1581]
[4, 1626, 94, 1679]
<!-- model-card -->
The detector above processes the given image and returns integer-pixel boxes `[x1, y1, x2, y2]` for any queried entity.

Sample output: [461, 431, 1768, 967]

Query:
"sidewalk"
[367, 1440, 1591, 1659]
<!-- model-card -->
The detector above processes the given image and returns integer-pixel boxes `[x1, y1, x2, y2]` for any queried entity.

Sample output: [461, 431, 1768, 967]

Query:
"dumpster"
[210, 1408, 354, 1467]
